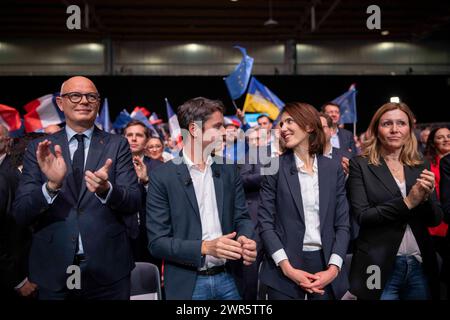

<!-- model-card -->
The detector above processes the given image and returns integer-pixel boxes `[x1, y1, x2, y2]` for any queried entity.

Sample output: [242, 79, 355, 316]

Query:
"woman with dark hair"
[258, 102, 350, 300]
[424, 126, 450, 295]
[347, 102, 443, 300]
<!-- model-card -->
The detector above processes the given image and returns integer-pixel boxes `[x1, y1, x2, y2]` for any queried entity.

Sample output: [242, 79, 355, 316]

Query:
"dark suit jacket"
[239, 146, 272, 224]
[347, 156, 443, 300]
[146, 156, 255, 300]
[337, 128, 357, 156]
[0, 170, 32, 297]
[258, 151, 350, 299]
[12, 127, 141, 291]
[440, 154, 450, 226]
[331, 147, 352, 162]
[132, 157, 164, 261]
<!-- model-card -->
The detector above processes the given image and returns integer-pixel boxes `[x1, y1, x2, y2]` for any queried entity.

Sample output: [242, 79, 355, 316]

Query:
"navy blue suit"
[258, 151, 350, 299]
[146, 156, 255, 300]
[131, 156, 163, 262]
[238, 146, 272, 300]
[331, 147, 352, 162]
[12, 127, 141, 293]
[337, 128, 357, 156]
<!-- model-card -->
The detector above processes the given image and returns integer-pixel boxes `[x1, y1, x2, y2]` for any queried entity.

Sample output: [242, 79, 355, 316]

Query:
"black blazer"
[347, 156, 443, 300]
[258, 151, 350, 299]
[440, 154, 450, 225]
[0, 170, 32, 297]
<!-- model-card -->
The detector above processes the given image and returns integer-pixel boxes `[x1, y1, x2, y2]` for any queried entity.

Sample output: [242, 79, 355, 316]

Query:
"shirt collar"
[0, 153, 6, 165]
[65, 125, 94, 142]
[182, 148, 213, 170]
[324, 146, 333, 159]
[294, 153, 318, 173]
[332, 127, 339, 136]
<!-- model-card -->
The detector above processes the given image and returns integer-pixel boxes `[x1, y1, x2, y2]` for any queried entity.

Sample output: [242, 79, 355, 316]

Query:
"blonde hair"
[361, 102, 422, 166]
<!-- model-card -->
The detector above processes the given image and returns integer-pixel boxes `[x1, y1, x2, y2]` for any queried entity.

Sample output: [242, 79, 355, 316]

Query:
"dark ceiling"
[1, 0, 450, 41]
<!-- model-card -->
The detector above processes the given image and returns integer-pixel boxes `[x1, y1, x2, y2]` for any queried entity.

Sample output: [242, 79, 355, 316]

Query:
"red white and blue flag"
[0, 104, 22, 131]
[165, 98, 182, 145]
[23, 93, 65, 132]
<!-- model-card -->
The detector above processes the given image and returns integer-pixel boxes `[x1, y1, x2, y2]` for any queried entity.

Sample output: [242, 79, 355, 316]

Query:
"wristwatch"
[45, 182, 60, 198]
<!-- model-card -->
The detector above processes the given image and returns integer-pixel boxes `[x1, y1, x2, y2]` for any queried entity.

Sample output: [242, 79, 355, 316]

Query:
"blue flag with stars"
[224, 46, 254, 100]
[332, 84, 358, 124]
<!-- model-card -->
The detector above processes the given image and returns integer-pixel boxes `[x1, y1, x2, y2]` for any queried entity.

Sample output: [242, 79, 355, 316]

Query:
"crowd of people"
[1, 76, 449, 300]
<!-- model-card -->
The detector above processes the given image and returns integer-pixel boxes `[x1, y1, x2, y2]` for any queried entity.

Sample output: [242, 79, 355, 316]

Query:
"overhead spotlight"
[390, 96, 400, 103]
[230, 0, 239, 2]
[381, 30, 390, 36]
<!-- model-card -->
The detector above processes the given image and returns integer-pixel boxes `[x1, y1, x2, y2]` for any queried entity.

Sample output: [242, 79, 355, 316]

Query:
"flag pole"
[223, 77, 239, 111]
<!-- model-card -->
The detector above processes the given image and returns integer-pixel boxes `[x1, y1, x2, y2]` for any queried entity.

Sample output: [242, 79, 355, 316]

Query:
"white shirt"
[183, 150, 225, 269]
[323, 145, 333, 159]
[394, 178, 422, 262]
[272, 154, 343, 269]
[331, 128, 341, 149]
[42, 125, 113, 255]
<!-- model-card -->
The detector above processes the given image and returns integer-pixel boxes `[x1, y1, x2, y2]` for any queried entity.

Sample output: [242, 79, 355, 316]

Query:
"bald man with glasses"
[13, 76, 141, 300]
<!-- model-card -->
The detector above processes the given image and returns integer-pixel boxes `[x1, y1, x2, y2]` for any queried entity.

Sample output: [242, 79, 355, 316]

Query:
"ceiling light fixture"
[264, 0, 278, 26]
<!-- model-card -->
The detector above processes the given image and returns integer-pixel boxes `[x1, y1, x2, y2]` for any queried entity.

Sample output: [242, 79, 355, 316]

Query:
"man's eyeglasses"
[61, 92, 100, 103]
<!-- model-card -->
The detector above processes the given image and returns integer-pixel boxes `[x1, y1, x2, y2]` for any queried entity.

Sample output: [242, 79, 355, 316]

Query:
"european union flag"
[224, 46, 254, 100]
[332, 84, 357, 124]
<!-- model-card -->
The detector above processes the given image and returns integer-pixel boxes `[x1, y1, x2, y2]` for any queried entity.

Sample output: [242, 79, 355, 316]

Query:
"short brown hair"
[177, 97, 225, 130]
[321, 102, 340, 112]
[124, 120, 150, 138]
[319, 112, 333, 128]
[362, 102, 422, 166]
[281, 102, 325, 156]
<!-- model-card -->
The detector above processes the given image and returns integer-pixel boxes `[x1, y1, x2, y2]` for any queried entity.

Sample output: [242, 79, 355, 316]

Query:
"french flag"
[23, 93, 65, 133]
[149, 112, 163, 125]
[131, 106, 151, 118]
[165, 98, 182, 146]
[0, 104, 22, 131]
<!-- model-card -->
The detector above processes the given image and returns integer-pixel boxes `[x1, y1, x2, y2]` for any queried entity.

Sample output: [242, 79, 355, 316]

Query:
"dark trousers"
[267, 250, 334, 300]
[37, 259, 131, 300]
[241, 241, 264, 300]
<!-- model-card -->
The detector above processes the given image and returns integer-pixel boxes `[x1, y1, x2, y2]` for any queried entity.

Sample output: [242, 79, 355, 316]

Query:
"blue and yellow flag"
[243, 77, 284, 120]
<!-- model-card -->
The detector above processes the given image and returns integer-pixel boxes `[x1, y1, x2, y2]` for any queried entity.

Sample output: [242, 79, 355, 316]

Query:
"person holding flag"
[322, 84, 358, 156]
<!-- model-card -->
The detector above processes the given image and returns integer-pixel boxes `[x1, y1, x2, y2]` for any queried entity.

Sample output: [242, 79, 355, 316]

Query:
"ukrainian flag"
[243, 77, 284, 120]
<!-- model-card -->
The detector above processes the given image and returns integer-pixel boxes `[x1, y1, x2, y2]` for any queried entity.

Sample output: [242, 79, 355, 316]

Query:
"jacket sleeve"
[232, 165, 255, 240]
[105, 137, 141, 215]
[331, 165, 351, 260]
[257, 170, 285, 256]
[12, 139, 51, 226]
[146, 170, 203, 268]
[347, 157, 412, 227]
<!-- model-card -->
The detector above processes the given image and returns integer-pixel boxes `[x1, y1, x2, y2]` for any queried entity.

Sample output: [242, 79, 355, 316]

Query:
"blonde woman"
[347, 102, 443, 300]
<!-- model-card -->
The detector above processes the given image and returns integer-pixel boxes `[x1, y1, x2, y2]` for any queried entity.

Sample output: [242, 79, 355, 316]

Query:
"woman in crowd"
[258, 102, 350, 300]
[424, 126, 450, 295]
[347, 102, 443, 300]
[145, 136, 172, 163]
